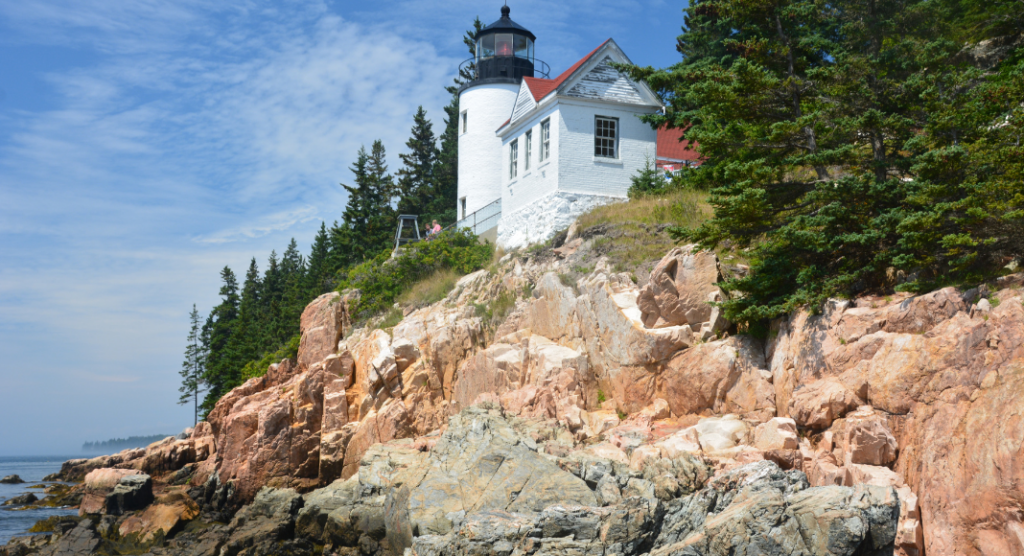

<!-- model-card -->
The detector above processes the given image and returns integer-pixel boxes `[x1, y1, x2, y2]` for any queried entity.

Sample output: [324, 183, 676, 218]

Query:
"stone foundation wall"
[497, 191, 623, 250]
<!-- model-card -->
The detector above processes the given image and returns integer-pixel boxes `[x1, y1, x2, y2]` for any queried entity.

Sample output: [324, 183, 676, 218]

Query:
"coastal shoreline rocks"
[4, 238, 1022, 556]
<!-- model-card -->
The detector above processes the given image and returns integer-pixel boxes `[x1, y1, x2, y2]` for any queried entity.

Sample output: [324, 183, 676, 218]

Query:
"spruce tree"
[306, 223, 333, 297]
[222, 259, 262, 391]
[621, 0, 1023, 323]
[396, 107, 438, 219]
[178, 304, 206, 427]
[201, 266, 240, 414]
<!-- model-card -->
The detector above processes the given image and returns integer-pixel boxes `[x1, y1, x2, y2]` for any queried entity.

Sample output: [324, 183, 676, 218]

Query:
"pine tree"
[221, 259, 262, 391]
[201, 266, 240, 414]
[333, 141, 397, 266]
[306, 223, 333, 297]
[620, 0, 1023, 323]
[178, 304, 206, 427]
[627, 155, 667, 198]
[396, 107, 438, 219]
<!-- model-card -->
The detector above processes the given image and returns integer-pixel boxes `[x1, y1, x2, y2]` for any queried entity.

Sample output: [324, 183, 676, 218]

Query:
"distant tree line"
[82, 435, 170, 453]
[179, 19, 484, 419]
[623, 0, 1024, 324]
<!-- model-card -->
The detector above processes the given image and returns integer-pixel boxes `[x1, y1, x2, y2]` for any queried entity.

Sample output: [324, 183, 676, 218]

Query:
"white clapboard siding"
[565, 57, 644, 104]
[510, 82, 538, 123]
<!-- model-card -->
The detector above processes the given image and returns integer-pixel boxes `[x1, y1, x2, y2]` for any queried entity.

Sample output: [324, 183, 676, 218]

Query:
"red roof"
[656, 125, 700, 163]
[521, 39, 611, 102]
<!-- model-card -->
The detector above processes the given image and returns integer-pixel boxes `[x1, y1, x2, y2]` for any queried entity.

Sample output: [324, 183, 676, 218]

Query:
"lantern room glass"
[495, 34, 513, 57]
[477, 34, 534, 62]
[479, 34, 495, 59]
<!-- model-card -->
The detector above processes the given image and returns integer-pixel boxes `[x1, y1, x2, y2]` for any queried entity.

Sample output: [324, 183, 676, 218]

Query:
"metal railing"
[458, 58, 551, 80]
[447, 198, 502, 236]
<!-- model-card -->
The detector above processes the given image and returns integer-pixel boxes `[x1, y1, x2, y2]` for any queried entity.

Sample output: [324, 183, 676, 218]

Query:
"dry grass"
[577, 189, 712, 231]
[576, 189, 714, 276]
[397, 268, 462, 308]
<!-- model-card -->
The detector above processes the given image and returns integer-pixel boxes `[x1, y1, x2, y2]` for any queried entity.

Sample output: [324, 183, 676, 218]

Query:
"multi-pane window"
[509, 139, 518, 180]
[540, 119, 551, 161]
[524, 130, 532, 171]
[595, 116, 618, 158]
[461, 111, 467, 133]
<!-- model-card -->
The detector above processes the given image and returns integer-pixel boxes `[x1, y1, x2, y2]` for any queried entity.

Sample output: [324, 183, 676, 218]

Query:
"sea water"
[0, 456, 78, 545]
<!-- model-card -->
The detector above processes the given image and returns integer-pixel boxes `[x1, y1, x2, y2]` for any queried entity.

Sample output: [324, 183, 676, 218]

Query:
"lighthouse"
[456, 6, 546, 228]
[454, 6, 684, 250]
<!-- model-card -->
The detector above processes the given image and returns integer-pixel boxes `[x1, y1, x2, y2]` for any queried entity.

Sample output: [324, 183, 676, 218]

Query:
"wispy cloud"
[0, 0, 686, 455]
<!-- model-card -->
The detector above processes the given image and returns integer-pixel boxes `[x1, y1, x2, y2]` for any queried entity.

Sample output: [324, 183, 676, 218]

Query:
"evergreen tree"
[178, 304, 206, 427]
[396, 107, 438, 219]
[221, 259, 262, 392]
[333, 141, 397, 267]
[628, 154, 668, 198]
[307, 223, 333, 297]
[201, 266, 240, 414]
[619, 0, 1024, 323]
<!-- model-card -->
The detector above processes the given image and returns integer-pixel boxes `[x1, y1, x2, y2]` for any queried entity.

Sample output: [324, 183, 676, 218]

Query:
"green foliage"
[558, 273, 575, 288]
[628, 154, 670, 198]
[597, 390, 607, 404]
[620, 0, 1024, 324]
[178, 305, 206, 427]
[239, 334, 301, 381]
[337, 229, 493, 321]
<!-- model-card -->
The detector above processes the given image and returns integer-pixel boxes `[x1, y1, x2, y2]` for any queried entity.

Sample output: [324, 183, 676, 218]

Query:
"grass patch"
[572, 190, 716, 279]
[577, 189, 712, 230]
[397, 268, 461, 308]
[471, 289, 518, 329]
[376, 307, 405, 331]
[559, 273, 576, 288]
[990, 295, 1001, 308]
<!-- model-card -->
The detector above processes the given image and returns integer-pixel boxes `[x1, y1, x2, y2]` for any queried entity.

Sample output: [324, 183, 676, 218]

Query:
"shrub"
[240, 334, 301, 381]
[337, 229, 492, 321]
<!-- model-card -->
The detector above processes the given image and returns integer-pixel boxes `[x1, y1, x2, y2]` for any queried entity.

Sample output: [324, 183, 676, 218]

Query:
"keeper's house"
[456, 6, 697, 249]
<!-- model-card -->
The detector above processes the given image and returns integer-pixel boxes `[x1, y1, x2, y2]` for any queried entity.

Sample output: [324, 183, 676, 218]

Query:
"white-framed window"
[461, 111, 468, 134]
[524, 130, 532, 171]
[509, 139, 518, 180]
[460, 197, 467, 219]
[595, 116, 618, 158]
[540, 118, 551, 161]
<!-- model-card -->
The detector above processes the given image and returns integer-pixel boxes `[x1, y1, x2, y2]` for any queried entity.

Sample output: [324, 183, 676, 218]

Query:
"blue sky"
[0, 0, 686, 455]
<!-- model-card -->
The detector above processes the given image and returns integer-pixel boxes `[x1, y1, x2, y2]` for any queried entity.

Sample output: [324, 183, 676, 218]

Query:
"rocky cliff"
[6, 230, 1023, 556]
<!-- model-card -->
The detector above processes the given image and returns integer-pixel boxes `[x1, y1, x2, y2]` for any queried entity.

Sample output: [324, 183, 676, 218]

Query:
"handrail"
[445, 198, 502, 235]
[458, 58, 551, 80]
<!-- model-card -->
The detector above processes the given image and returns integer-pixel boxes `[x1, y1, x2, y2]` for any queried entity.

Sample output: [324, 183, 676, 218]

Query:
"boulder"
[693, 414, 750, 455]
[117, 491, 199, 544]
[104, 474, 153, 515]
[384, 407, 598, 553]
[659, 336, 775, 421]
[788, 378, 863, 428]
[752, 417, 799, 452]
[0, 474, 25, 484]
[637, 245, 721, 328]
[1, 493, 38, 506]
[837, 406, 898, 466]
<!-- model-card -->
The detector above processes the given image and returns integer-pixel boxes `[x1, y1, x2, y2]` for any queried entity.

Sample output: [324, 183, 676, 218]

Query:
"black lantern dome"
[468, 6, 548, 84]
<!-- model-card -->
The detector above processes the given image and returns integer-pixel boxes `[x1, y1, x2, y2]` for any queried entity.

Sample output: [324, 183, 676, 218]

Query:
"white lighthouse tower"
[456, 6, 547, 236]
